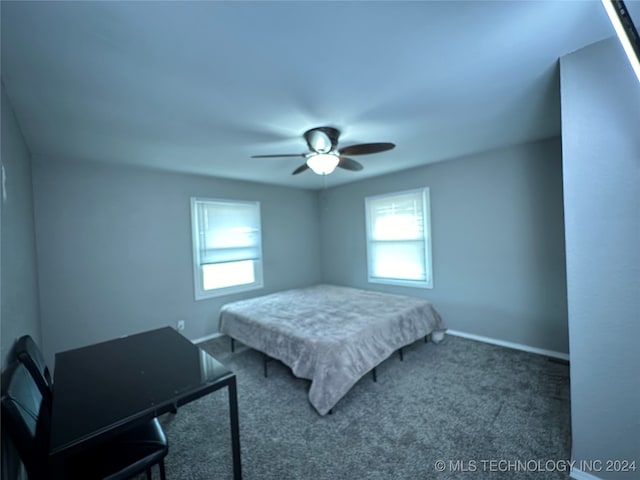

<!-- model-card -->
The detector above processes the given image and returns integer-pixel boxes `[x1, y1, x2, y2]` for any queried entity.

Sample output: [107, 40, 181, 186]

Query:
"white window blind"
[191, 198, 263, 299]
[365, 188, 433, 288]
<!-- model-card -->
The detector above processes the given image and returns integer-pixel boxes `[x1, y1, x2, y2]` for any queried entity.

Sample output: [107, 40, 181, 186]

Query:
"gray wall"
[560, 37, 640, 479]
[320, 137, 569, 354]
[1, 82, 40, 480]
[1, 83, 41, 367]
[32, 160, 322, 366]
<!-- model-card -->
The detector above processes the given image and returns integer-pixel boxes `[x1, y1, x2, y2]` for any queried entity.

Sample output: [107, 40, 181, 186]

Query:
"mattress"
[218, 284, 446, 415]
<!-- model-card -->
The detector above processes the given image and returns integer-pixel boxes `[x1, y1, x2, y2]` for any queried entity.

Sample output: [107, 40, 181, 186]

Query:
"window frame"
[190, 197, 264, 300]
[364, 187, 433, 289]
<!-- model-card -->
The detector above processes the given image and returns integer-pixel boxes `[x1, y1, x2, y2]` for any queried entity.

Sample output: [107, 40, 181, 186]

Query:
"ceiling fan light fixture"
[306, 153, 340, 175]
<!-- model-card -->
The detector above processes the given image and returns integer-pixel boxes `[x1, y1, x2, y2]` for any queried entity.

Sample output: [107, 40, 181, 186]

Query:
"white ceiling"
[0, 1, 622, 190]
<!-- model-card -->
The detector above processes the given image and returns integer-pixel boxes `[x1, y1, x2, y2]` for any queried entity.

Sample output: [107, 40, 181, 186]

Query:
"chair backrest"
[14, 335, 52, 406]
[1, 361, 50, 479]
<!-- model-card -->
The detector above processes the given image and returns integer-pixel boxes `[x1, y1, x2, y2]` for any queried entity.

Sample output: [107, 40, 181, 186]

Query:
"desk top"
[50, 327, 233, 456]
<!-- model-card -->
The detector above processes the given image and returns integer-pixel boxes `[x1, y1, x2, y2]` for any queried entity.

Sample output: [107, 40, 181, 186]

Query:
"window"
[191, 197, 263, 299]
[365, 188, 433, 288]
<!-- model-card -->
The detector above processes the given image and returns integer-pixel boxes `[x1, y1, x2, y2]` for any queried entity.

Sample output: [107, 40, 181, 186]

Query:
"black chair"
[5, 339, 169, 480]
[14, 335, 53, 407]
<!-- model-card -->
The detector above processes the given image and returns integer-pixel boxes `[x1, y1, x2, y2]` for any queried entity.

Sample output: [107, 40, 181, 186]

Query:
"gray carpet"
[145, 335, 571, 479]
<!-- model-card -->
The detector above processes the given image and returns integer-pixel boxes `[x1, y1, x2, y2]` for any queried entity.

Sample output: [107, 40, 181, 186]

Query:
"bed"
[218, 284, 446, 415]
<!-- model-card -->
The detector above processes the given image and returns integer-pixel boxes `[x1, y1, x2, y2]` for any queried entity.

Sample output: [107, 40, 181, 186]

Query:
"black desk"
[49, 327, 242, 479]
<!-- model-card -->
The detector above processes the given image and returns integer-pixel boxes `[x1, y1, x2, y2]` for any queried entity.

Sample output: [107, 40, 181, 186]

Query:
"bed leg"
[399, 347, 404, 361]
[372, 367, 377, 383]
[263, 354, 268, 378]
[425, 334, 429, 343]
[230, 337, 235, 352]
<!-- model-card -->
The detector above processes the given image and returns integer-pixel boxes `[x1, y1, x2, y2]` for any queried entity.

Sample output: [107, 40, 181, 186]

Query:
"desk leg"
[228, 376, 242, 480]
[49, 455, 64, 480]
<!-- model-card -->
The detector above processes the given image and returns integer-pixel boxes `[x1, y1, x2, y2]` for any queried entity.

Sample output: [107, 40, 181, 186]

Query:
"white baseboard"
[570, 468, 603, 480]
[446, 329, 570, 361]
[192, 332, 224, 344]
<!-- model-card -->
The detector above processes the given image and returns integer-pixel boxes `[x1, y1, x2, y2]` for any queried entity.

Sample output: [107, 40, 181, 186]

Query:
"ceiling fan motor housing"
[304, 126, 340, 153]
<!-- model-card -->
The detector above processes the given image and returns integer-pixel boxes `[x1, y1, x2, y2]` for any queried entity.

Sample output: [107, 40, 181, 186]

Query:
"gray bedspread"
[218, 284, 446, 415]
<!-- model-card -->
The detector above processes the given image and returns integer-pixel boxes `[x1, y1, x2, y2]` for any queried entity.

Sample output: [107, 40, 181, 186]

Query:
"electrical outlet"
[177, 320, 185, 331]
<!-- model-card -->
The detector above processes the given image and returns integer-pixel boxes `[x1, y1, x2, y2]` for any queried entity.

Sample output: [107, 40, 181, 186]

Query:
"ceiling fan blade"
[338, 157, 363, 171]
[292, 163, 310, 175]
[339, 142, 395, 156]
[251, 153, 306, 158]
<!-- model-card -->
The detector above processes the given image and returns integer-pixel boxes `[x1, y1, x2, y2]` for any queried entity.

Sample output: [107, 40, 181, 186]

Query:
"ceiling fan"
[251, 126, 395, 176]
